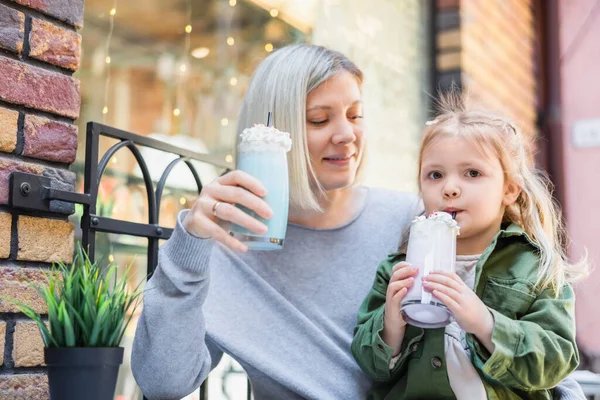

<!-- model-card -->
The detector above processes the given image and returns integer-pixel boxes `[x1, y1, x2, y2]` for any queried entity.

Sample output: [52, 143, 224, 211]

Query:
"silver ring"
[212, 201, 223, 217]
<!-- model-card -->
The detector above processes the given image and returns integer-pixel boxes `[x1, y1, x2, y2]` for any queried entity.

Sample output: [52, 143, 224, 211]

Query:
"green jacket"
[351, 223, 579, 399]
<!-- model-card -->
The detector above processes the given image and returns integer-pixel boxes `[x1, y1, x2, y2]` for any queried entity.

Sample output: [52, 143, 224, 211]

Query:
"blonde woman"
[131, 44, 419, 399]
[352, 97, 588, 399]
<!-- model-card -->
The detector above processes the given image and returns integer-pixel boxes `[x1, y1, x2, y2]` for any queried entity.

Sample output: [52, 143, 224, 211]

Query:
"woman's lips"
[323, 154, 354, 166]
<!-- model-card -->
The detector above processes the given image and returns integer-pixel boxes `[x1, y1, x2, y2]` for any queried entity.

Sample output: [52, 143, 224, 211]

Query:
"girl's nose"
[443, 183, 461, 198]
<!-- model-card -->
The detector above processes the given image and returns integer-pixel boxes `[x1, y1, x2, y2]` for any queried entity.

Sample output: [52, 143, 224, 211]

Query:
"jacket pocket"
[482, 277, 536, 319]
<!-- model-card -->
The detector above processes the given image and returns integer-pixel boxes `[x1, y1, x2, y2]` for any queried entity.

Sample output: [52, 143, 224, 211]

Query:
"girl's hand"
[422, 271, 494, 343]
[382, 262, 418, 353]
[183, 170, 273, 252]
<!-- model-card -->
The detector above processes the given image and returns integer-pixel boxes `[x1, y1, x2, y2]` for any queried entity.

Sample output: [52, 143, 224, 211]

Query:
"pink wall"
[559, 0, 600, 358]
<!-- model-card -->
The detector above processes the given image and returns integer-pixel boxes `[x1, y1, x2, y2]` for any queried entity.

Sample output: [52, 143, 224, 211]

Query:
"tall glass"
[401, 212, 459, 328]
[230, 124, 292, 250]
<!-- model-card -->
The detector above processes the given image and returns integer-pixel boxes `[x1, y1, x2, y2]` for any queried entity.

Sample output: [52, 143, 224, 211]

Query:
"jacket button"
[431, 357, 443, 368]
[410, 343, 419, 352]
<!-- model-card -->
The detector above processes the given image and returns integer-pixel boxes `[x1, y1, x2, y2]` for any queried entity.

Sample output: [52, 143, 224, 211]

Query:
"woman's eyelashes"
[308, 119, 328, 126]
[306, 111, 363, 127]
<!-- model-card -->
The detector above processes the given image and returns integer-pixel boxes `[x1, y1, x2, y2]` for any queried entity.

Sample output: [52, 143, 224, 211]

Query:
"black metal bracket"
[10, 171, 91, 214]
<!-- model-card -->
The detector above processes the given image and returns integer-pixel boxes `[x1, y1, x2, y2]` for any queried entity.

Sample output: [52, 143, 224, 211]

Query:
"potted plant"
[4, 245, 143, 400]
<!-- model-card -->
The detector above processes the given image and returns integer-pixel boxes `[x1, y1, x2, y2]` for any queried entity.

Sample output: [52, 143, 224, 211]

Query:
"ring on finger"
[212, 201, 224, 217]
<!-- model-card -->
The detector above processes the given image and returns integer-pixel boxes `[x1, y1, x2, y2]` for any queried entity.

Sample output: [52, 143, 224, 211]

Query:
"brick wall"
[433, 0, 537, 139]
[0, 0, 83, 397]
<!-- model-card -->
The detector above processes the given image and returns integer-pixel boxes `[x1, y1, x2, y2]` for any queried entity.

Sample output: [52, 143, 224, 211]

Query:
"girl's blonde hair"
[237, 44, 364, 212]
[418, 93, 588, 295]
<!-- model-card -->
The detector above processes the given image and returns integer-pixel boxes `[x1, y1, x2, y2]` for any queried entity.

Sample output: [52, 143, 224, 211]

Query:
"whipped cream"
[412, 211, 460, 234]
[238, 124, 292, 153]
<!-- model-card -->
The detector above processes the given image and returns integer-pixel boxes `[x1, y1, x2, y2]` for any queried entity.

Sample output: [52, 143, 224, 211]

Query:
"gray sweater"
[131, 187, 419, 399]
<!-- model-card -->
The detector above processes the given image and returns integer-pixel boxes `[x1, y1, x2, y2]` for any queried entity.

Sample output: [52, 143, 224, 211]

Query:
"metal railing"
[9, 122, 251, 400]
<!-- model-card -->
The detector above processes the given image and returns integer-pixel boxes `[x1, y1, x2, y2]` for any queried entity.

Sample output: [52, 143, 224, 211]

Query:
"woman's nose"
[331, 119, 356, 144]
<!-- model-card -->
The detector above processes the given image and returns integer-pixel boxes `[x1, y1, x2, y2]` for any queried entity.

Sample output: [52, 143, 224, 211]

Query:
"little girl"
[351, 98, 588, 399]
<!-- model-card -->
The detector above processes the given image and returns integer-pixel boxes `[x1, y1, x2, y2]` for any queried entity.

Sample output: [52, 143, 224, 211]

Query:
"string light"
[180, 197, 186, 205]
[230, 77, 238, 86]
[265, 43, 274, 52]
[221, 118, 229, 126]
[229, 0, 236, 6]
[111, 156, 117, 163]
[108, 254, 115, 262]
[191, 47, 210, 59]
[225, 155, 233, 163]
[174, 0, 193, 125]
[227, 37, 235, 46]
[102, 0, 118, 119]
[270, 9, 279, 17]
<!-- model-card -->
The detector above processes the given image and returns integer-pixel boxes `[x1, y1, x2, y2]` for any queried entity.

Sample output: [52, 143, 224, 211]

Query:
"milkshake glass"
[401, 211, 460, 328]
[230, 124, 292, 250]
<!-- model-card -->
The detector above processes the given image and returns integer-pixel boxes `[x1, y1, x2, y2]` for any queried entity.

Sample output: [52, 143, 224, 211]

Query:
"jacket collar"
[495, 222, 539, 250]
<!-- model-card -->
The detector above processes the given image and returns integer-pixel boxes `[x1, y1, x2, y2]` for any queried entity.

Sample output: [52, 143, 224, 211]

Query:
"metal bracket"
[10, 171, 91, 214]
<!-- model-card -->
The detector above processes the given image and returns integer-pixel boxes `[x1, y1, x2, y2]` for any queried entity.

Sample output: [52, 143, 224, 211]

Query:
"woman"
[132, 44, 418, 399]
[131, 44, 585, 400]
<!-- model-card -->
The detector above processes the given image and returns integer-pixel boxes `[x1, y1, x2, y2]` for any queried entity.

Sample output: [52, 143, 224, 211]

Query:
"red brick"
[0, 374, 49, 399]
[29, 18, 81, 71]
[0, 56, 80, 119]
[8, 0, 84, 29]
[24, 115, 77, 163]
[0, 107, 19, 153]
[437, 0, 459, 9]
[0, 3, 25, 55]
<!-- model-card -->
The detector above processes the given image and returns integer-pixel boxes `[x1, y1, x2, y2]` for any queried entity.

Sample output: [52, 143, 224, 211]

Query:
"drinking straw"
[267, 112, 273, 127]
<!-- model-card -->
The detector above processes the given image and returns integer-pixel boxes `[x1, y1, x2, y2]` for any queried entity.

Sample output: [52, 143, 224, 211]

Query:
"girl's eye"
[427, 171, 443, 179]
[309, 120, 328, 126]
[466, 170, 481, 178]
[350, 115, 364, 121]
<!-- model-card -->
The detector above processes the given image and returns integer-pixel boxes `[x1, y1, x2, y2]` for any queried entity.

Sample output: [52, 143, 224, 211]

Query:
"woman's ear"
[503, 180, 521, 206]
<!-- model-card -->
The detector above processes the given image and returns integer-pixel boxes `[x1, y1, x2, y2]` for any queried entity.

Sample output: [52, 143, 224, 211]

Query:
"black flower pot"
[45, 347, 124, 400]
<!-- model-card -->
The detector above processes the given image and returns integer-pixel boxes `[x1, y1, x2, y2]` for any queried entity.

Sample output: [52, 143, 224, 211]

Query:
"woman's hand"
[382, 262, 418, 354]
[182, 170, 273, 252]
[422, 271, 495, 351]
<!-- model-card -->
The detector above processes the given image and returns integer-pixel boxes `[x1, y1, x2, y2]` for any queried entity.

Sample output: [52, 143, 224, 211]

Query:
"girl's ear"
[503, 180, 521, 206]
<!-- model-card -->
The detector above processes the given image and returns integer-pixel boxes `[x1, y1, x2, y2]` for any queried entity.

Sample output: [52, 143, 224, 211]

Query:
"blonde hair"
[237, 44, 364, 211]
[418, 93, 588, 295]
